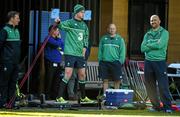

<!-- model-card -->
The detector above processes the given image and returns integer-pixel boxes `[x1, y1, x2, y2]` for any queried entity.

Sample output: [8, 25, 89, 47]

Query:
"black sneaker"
[97, 95, 105, 101]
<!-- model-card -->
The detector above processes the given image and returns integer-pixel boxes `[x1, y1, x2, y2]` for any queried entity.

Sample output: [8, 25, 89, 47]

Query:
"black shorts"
[64, 55, 86, 68]
[99, 61, 123, 81]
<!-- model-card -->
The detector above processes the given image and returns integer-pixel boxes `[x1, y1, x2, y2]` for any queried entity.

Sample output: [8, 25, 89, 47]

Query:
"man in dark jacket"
[0, 11, 21, 108]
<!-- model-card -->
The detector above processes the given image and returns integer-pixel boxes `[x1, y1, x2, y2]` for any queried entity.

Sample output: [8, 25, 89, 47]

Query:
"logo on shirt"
[67, 62, 70, 66]
[78, 32, 83, 41]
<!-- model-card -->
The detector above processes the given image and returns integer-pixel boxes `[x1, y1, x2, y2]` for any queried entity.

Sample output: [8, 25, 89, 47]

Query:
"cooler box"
[168, 63, 180, 74]
[105, 89, 134, 106]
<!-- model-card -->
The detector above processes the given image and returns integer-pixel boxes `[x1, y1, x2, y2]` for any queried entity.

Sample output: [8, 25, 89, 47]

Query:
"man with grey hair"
[141, 15, 172, 113]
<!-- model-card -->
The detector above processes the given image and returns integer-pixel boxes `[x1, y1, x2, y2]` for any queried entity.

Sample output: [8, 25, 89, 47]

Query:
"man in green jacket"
[98, 23, 126, 96]
[55, 4, 93, 103]
[141, 15, 172, 113]
[0, 11, 21, 108]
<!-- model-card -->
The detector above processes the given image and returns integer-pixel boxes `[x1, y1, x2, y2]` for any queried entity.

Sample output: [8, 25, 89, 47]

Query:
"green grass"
[0, 108, 180, 116]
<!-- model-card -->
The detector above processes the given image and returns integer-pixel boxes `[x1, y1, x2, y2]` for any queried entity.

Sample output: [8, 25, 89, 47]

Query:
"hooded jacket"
[44, 36, 64, 63]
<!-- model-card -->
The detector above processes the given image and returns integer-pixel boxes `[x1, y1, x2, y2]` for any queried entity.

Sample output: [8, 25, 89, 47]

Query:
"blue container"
[105, 89, 134, 106]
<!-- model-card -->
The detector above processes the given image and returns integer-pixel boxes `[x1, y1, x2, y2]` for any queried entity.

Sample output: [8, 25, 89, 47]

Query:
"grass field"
[0, 108, 180, 117]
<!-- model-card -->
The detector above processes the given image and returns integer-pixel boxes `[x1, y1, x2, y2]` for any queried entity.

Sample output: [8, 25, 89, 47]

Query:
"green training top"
[4, 25, 20, 41]
[98, 34, 126, 64]
[141, 26, 169, 61]
[58, 18, 89, 57]
[0, 25, 21, 63]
